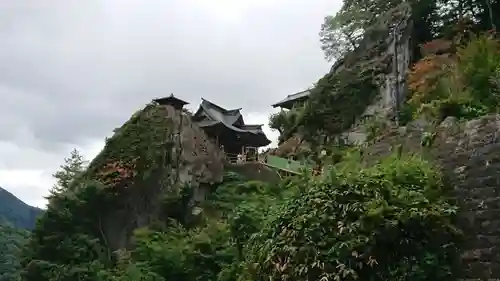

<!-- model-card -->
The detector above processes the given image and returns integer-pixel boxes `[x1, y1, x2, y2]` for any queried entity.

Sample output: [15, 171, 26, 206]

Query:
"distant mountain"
[0, 187, 43, 229]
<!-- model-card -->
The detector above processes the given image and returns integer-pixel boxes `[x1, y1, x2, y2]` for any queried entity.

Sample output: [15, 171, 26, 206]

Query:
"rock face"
[271, 135, 310, 157]
[379, 4, 412, 115]
[362, 114, 500, 279]
[85, 101, 225, 250]
[329, 3, 414, 144]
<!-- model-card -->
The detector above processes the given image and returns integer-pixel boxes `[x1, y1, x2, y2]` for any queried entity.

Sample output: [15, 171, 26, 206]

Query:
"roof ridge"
[201, 98, 243, 115]
[201, 98, 229, 113]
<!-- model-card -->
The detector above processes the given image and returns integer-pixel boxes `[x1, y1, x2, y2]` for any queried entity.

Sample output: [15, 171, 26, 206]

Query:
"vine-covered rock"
[86, 101, 225, 249]
[298, 2, 414, 147]
[21, 102, 225, 281]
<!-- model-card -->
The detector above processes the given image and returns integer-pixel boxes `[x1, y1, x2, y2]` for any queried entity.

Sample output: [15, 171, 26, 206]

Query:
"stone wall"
[362, 115, 500, 280]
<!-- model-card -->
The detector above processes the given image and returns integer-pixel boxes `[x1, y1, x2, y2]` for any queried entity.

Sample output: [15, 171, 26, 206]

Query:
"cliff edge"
[22, 101, 225, 279]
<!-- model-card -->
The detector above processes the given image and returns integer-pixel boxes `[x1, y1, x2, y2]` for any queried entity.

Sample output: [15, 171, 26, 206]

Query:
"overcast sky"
[0, 0, 341, 208]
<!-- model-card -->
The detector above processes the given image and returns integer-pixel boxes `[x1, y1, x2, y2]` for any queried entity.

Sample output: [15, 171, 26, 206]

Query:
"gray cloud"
[0, 0, 340, 166]
[0, 0, 342, 206]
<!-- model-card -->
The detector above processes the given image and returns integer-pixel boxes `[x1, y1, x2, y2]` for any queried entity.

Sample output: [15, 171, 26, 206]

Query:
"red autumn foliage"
[97, 159, 138, 187]
[408, 53, 455, 106]
[420, 39, 454, 57]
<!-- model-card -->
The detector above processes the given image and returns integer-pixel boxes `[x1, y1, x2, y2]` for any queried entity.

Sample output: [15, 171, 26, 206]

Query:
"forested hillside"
[0, 188, 42, 230]
[15, 0, 500, 280]
[0, 186, 42, 281]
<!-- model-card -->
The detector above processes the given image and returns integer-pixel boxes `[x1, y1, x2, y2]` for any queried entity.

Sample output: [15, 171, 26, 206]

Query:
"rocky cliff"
[335, 2, 412, 115]
[91, 101, 225, 250]
[362, 115, 500, 280]
[297, 3, 414, 147]
[343, 2, 413, 144]
[32, 101, 225, 254]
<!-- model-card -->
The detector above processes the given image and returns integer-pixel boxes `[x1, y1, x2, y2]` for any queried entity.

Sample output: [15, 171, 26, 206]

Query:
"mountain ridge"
[0, 187, 43, 229]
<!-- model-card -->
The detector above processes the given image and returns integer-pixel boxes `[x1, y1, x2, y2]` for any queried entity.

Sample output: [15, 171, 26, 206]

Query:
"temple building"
[271, 89, 311, 110]
[192, 98, 271, 161]
[153, 94, 189, 110]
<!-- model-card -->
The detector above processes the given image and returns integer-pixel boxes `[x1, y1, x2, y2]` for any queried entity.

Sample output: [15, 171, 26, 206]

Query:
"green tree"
[268, 106, 306, 143]
[319, 0, 499, 62]
[320, 0, 402, 61]
[320, 12, 362, 61]
[0, 220, 29, 281]
[50, 148, 88, 194]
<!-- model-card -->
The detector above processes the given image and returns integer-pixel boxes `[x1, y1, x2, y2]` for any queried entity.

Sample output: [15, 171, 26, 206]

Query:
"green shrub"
[408, 34, 500, 121]
[301, 67, 379, 146]
[131, 222, 234, 281]
[241, 154, 460, 281]
[122, 173, 292, 281]
[457, 33, 500, 107]
[269, 105, 306, 143]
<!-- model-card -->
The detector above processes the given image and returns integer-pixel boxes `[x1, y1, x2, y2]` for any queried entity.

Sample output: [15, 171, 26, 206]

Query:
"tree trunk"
[485, 0, 497, 30]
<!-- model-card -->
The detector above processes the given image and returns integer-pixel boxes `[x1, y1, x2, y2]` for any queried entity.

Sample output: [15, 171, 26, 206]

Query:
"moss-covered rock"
[82, 102, 225, 250]
[21, 102, 225, 281]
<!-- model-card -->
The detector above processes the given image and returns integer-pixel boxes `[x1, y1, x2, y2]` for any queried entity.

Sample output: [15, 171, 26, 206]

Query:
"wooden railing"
[225, 153, 259, 164]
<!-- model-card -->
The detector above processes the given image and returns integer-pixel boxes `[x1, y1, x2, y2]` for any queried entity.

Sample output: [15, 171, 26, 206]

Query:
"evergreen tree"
[50, 148, 88, 195]
[0, 220, 29, 281]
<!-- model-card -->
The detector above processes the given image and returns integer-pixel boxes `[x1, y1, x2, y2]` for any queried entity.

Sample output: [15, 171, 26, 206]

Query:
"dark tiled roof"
[271, 89, 311, 109]
[240, 124, 264, 130]
[194, 98, 271, 146]
[198, 99, 243, 128]
[153, 94, 189, 106]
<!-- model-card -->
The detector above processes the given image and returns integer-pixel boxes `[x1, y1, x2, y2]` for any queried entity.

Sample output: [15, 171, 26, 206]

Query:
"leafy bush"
[301, 67, 379, 145]
[361, 112, 390, 142]
[408, 53, 454, 108]
[457, 33, 500, 106]
[408, 34, 500, 121]
[269, 105, 306, 144]
[113, 173, 292, 281]
[241, 154, 460, 281]
[130, 222, 234, 281]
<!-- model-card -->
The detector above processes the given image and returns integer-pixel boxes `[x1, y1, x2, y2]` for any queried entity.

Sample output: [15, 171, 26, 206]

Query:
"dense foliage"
[301, 66, 379, 145]
[407, 34, 500, 121]
[0, 221, 29, 281]
[242, 155, 460, 281]
[18, 141, 461, 281]
[268, 105, 306, 144]
[19, 166, 293, 281]
[320, 0, 499, 62]
[122, 173, 291, 281]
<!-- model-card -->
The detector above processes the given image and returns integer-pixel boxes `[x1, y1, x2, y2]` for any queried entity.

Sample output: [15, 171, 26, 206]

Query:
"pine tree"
[50, 149, 88, 194]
